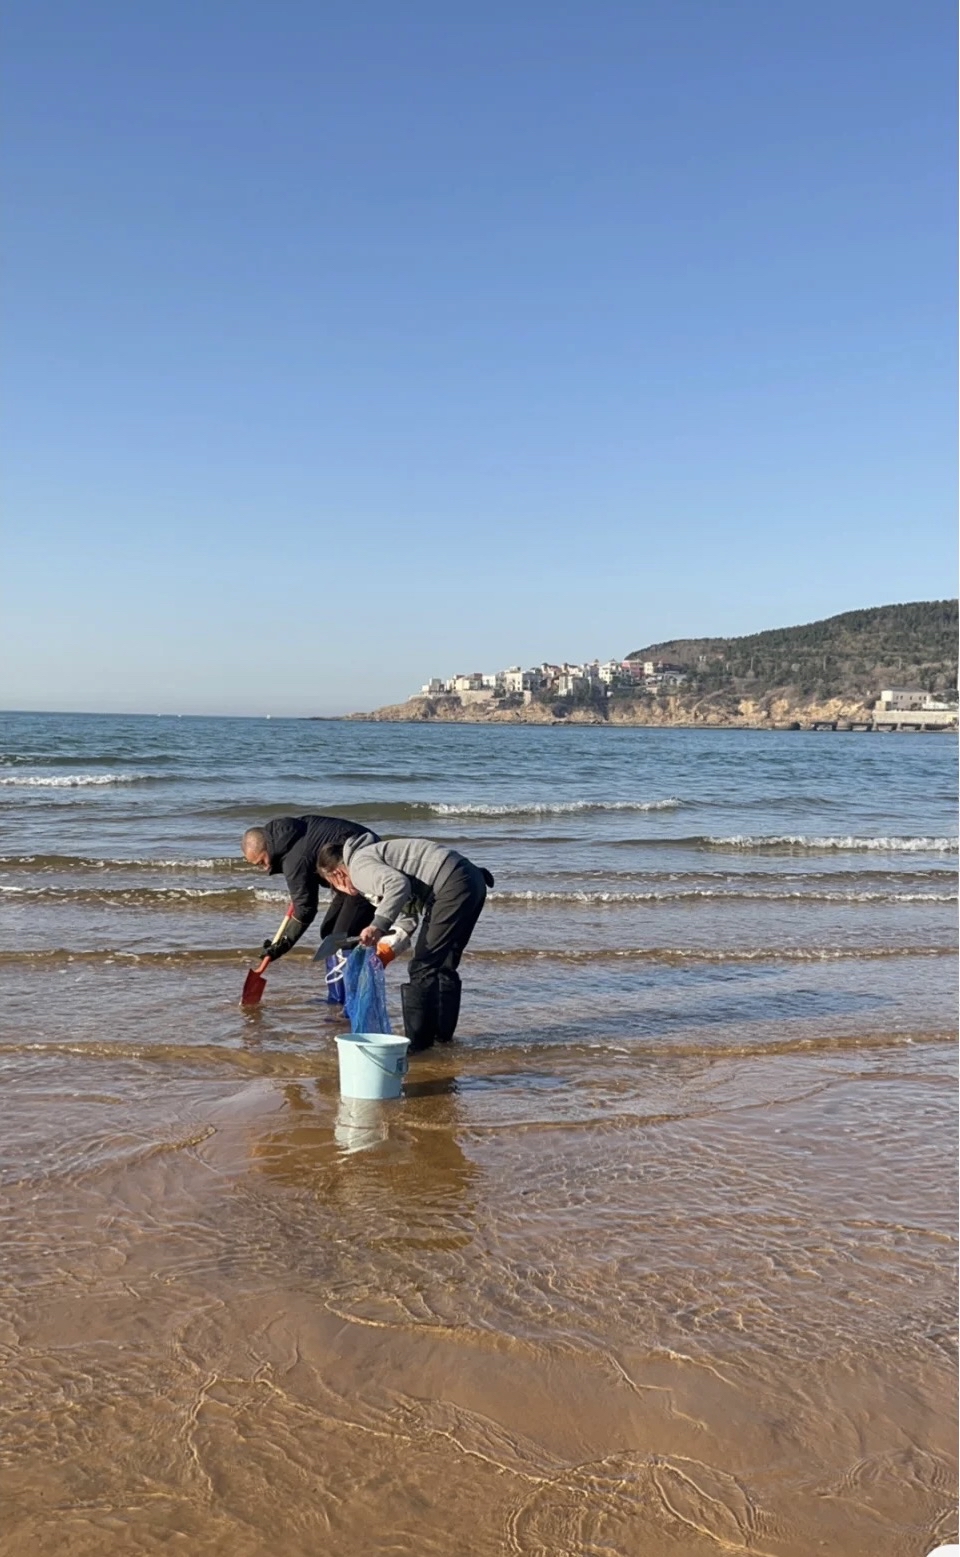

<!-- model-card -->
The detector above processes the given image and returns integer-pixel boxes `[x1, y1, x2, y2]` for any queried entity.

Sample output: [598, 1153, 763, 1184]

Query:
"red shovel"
[241, 908, 293, 1007]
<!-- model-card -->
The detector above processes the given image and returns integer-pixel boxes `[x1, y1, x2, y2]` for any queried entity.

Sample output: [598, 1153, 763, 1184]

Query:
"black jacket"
[262, 814, 376, 953]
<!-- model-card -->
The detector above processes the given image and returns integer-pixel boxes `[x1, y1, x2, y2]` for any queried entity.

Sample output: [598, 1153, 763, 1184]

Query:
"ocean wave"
[0, 854, 243, 872]
[0, 884, 293, 908]
[471, 944, 957, 964]
[0, 943, 952, 969]
[0, 752, 180, 768]
[2, 880, 953, 914]
[534, 865, 956, 884]
[188, 797, 687, 824]
[325, 770, 449, 782]
[609, 834, 959, 853]
[0, 772, 151, 788]
[702, 834, 959, 853]
[491, 888, 957, 906]
[427, 798, 683, 816]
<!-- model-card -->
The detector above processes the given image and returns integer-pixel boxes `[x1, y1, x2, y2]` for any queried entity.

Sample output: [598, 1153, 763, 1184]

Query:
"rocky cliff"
[345, 598, 957, 728]
[344, 692, 888, 729]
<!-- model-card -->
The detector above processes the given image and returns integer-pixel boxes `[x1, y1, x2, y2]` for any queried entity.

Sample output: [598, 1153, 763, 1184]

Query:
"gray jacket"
[341, 832, 461, 934]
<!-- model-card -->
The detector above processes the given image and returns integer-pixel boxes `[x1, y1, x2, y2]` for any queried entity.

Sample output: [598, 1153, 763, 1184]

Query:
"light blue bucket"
[335, 1033, 410, 1101]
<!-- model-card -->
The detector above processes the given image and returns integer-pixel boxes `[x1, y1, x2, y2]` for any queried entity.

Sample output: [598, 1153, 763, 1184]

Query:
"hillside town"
[418, 657, 690, 704]
[402, 657, 957, 730]
[356, 607, 958, 729]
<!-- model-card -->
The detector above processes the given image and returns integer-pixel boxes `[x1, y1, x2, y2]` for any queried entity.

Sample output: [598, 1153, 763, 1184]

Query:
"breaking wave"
[609, 834, 959, 854]
[491, 888, 957, 906]
[427, 798, 684, 816]
[191, 797, 688, 823]
[6, 880, 951, 910]
[702, 834, 958, 853]
[0, 854, 243, 873]
[0, 772, 152, 788]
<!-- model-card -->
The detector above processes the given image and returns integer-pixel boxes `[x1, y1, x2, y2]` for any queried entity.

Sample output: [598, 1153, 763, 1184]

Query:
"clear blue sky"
[3, 0, 955, 715]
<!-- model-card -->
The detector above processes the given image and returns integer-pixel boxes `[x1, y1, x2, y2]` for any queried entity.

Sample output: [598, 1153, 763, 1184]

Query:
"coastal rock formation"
[344, 692, 881, 729]
[348, 697, 607, 725]
[343, 600, 958, 729]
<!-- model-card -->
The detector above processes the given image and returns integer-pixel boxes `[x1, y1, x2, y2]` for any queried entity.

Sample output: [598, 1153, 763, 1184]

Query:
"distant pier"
[808, 711, 957, 733]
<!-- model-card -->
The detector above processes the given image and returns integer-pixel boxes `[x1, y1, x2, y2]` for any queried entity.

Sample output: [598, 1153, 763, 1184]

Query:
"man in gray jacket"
[316, 832, 493, 1053]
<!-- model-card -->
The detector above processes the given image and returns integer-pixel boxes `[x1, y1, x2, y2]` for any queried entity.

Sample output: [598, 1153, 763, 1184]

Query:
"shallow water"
[0, 712, 956, 1554]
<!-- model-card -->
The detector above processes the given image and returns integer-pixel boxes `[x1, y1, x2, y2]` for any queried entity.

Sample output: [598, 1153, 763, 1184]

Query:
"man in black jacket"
[242, 815, 376, 964]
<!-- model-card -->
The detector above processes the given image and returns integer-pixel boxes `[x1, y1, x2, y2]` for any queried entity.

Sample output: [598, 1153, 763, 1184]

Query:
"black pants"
[320, 890, 375, 941]
[402, 859, 489, 1050]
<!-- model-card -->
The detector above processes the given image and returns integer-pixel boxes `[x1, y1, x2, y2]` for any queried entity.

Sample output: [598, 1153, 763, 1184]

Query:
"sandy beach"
[1, 713, 956, 1553]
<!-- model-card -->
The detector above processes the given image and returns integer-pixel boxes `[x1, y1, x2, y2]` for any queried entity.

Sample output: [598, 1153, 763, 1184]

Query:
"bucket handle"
[347, 1039, 407, 1076]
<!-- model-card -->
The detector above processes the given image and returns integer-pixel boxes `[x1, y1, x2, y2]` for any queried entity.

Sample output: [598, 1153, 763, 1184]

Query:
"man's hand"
[358, 924, 381, 947]
[261, 935, 292, 962]
[378, 927, 411, 954]
[376, 927, 410, 966]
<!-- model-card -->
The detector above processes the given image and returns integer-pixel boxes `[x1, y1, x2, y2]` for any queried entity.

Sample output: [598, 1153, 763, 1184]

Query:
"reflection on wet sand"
[250, 1078, 478, 1254]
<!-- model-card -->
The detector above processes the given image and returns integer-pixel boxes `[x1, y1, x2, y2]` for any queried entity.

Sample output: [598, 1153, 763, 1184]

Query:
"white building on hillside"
[503, 666, 538, 693]
[557, 671, 586, 696]
[880, 687, 934, 711]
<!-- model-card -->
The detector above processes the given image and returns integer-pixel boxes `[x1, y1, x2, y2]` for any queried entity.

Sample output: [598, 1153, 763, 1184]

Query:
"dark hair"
[316, 841, 345, 875]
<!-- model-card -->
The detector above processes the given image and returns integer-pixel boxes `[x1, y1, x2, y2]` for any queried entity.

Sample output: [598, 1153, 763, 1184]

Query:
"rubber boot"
[400, 981, 437, 1054]
[436, 970, 461, 1044]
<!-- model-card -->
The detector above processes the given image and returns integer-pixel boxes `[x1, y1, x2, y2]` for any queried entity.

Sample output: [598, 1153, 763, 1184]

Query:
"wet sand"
[3, 1037, 956, 1556]
[2, 715, 956, 1551]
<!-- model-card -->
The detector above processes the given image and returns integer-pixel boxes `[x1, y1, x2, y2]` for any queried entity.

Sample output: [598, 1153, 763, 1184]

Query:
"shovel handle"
[270, 907, 294, 943]
[257, 907, 294, 975]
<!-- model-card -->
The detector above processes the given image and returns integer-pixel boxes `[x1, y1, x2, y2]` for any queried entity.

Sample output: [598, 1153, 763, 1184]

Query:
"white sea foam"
[0, 883, 235, 899]
[703, 834, 958, 853]
[428, 798, 682, 816]
[0, 855, 237, 872]
[492, 888, 957, 905]
[474, 944, 954, 962]
[123, 857, 244, 870]
[0, 773, 149, 788]
[150, 858, 224, 869]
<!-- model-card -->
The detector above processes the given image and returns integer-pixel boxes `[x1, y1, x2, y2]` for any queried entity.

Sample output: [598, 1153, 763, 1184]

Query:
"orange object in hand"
[376, 941, 396, 967]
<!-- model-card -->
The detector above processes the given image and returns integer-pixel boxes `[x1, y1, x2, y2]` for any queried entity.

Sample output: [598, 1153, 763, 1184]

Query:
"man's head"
[242, 827, 271, 871]
[316, 841, 357, 895]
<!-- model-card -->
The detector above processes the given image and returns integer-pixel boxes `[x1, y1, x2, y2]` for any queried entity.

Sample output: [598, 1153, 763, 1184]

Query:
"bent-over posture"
[242, 815, 377, 962]
[316, 832, 493, 1052]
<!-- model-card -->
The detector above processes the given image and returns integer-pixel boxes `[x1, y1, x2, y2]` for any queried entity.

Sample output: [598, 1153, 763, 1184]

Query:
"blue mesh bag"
[343, 946, 392, 1035]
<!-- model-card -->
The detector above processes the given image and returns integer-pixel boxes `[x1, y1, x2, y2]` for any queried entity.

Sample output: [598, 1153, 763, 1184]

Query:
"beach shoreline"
[1, 711, 955, 1554]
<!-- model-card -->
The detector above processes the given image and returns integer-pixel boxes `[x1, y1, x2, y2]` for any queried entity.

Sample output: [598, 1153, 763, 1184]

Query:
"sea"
[1, 709, 957, 1556]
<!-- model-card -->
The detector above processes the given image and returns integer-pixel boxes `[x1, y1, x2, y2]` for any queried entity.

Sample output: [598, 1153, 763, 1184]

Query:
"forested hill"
[626, 600, 958, 702]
